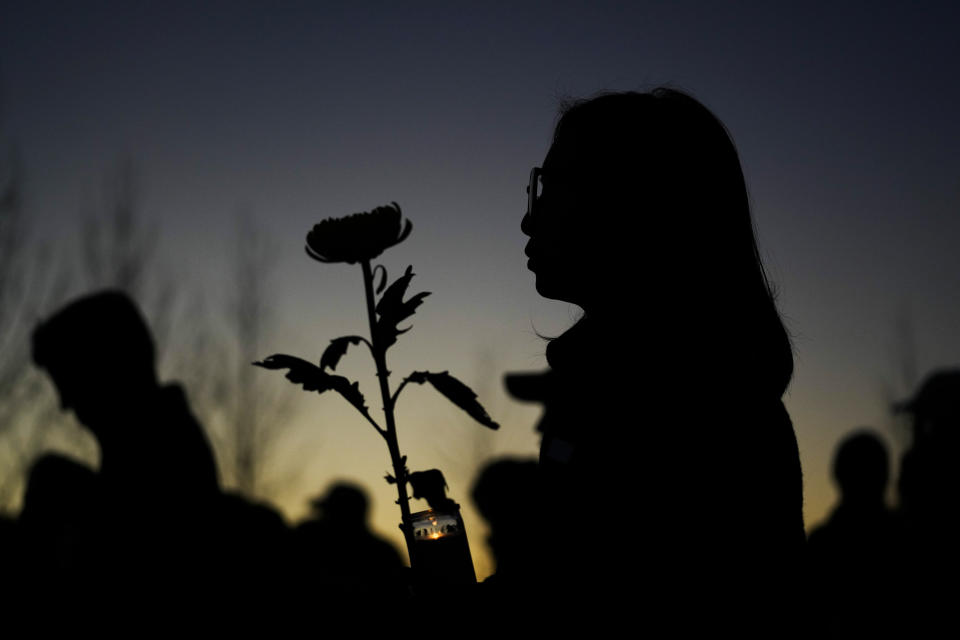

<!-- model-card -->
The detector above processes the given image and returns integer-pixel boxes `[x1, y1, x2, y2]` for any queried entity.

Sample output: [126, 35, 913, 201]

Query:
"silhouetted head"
[833, 430, 889, 505]
[32, 290, 158, 434]
[471, 458, 539, 526]
[522, 89, 792, 390]
[311, 482, 369, 527]
[895, 369, 960, 446]
[472, 458, 539, 574]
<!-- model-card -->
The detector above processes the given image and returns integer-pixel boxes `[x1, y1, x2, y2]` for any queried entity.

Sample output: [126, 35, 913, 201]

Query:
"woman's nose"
[521, 211, 533, 237]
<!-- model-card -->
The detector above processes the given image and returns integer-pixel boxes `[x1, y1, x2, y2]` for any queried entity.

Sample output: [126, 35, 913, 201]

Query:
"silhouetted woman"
[519, 89, 804, 623]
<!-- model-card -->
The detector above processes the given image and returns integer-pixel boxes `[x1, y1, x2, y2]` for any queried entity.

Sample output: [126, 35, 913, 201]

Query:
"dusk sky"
[3, 1, 959, 577]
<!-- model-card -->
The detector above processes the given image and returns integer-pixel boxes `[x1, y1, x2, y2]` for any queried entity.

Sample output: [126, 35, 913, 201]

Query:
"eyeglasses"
[526, 167, 543, 218]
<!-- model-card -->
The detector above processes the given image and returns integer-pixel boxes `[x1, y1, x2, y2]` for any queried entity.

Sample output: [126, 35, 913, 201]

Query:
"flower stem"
[360, 259, 417, 566]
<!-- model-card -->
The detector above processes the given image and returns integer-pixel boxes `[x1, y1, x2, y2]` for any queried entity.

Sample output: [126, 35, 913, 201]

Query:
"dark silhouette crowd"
[3, 290, 405, 610]
[1, 88, 957, 631]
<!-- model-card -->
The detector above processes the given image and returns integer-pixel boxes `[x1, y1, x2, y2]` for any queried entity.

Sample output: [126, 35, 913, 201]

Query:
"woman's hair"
[550, 88, 793, 393]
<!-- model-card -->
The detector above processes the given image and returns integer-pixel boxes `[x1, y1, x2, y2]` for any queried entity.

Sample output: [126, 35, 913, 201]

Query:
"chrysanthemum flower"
[305, 202, 412, 264]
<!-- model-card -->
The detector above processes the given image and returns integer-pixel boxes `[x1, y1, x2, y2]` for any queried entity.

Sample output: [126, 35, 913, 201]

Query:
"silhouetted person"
[514, 89, 804, 628]
[31, 290, 220, 589]
[211, 490, 291, 600]
[293, 482, 405, 606]
[809, 430, 894, 545]
[8, 453, 97, 593]
[896, 370, 960, 534]
[0, 513, 18, 574]
[807, 430, 899, 630]
[471, 458, 538, 582]
[894, 369, 960, 614]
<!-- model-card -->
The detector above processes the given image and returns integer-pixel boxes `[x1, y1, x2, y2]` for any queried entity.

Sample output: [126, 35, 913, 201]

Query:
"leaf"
[408, 469, 456, 511]
[374, 265, 431, 349]
[329, 378, 368, 416]
[374, 264, 388, 294]
[254, 354, 368, 415]
[320, 335, 365, 371]
[253, 354, 325, 388]
[376, 265, 414, 312]
[404, 371, 499, 430]
[408, 469, 447, 498]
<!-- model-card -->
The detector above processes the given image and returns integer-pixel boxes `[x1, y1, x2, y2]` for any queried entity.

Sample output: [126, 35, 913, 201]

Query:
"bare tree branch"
[191, 211, 299, 500]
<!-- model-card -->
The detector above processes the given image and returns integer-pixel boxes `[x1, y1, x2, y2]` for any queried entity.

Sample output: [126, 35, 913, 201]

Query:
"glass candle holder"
[408, 506, 477, 586]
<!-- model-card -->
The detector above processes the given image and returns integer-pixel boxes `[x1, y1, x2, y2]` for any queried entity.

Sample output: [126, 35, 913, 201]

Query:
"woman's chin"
[534, 277, 579, 305]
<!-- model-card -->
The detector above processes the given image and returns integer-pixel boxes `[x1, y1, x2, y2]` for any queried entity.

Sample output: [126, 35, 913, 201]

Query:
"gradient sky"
[3, 1, 959, 577]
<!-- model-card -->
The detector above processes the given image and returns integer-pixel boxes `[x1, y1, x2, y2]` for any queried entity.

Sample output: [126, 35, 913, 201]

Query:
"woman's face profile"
[522, 141, 592, 307]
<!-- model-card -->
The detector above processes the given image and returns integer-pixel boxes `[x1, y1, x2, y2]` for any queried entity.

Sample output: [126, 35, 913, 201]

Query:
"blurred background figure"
[809, 430, 895, 552]
[807, 429, 900, 630]
[16, 453, 97, 590]
[293, 482, 405, 605]
[471, 457, 539, 584]
[30, 290, 221, 589]
[894, 369, 960, 599]
[210, 490, 291, 600]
